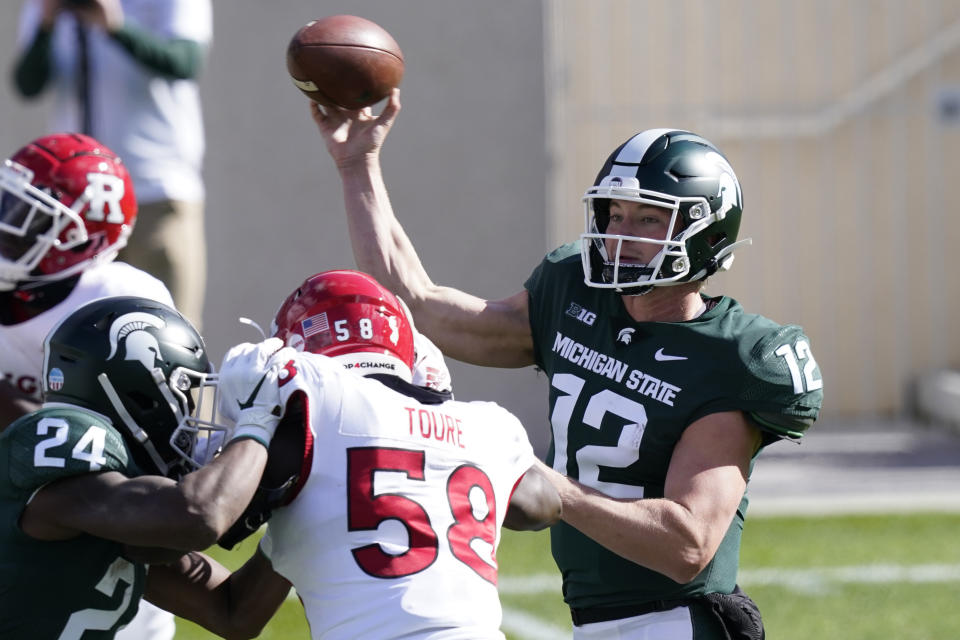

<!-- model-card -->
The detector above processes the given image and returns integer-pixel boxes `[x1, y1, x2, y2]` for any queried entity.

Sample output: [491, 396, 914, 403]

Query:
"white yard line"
[498, 574, 563, 594]
[498, 564, 960, 637]
[501, 607, 571, 639]
[283, 565, 960, 639]
[500, 564, 960, 597]
[738, 563, 960, 593]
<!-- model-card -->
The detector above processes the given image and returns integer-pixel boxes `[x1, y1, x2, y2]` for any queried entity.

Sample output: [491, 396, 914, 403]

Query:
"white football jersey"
[260, 352, 536, 640]
[0, 262, 173, 400]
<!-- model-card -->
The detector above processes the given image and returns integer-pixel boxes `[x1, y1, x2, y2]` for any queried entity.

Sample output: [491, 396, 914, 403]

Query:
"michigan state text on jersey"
[526, 242, 822, 611]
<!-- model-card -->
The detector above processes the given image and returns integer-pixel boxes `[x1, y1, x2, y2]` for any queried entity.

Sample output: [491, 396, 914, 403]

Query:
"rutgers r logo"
[565, 302, 596, 326]
[79, 172, 127, 224]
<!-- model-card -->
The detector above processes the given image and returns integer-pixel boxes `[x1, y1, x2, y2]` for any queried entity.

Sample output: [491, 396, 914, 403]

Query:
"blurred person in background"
[11, 0, 211, 328]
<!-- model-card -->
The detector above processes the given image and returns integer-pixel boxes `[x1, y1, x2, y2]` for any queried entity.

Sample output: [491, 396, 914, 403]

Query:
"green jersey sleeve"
[740, 323, 823, 439]
[524, 243, 582, 370]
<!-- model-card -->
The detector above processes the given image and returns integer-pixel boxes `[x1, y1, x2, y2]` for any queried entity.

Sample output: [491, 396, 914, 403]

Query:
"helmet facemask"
[167, 367, 227, 473]
[97, 363, 227, 479]
[581, 181, 719, 294]
[0, 160, 89, 291]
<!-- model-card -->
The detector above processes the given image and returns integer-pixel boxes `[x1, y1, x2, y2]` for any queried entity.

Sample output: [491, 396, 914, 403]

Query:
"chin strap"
[98, 372, 169, 475]
[687, 238, 753, 282]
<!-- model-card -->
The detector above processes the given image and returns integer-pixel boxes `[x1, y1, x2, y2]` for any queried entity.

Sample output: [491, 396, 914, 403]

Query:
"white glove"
[217, 338, 296, 447]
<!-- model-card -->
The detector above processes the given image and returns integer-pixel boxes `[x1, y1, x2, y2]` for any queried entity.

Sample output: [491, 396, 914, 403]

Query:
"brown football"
[286, 15, 404, 109]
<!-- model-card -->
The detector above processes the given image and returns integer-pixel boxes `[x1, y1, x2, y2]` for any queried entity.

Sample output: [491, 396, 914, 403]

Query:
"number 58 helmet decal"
[270, 269, 416, 382]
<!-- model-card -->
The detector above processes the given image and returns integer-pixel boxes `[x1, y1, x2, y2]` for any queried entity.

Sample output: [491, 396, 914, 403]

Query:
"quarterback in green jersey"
[0, 296, 295, 640]
[313, 93, 822, 639]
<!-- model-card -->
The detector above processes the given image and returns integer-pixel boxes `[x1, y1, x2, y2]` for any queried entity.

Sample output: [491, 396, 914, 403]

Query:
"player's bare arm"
[311, 91, 535, 367]
[539, 410, 760, 584]
[19, 438, 268, 550]
[145, 549, 291, 640]
[503, 463, 562, 531]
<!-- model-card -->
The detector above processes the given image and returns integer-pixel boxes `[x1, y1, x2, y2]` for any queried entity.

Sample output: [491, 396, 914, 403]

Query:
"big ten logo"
[565, 302, 597, 326]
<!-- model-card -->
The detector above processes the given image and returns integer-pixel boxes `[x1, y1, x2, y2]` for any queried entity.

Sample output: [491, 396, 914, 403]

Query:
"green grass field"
[175, 512, 960, 639]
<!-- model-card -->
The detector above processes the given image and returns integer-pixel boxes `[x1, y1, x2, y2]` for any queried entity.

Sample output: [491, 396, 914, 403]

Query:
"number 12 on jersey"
[775, 340, 822, 394]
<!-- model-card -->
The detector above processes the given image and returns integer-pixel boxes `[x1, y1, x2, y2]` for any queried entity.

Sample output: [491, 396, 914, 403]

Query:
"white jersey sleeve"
[0, 262, 174, 401]
[259, 353, 535, 640]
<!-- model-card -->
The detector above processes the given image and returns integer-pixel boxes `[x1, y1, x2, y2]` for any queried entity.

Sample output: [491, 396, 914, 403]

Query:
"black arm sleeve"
[12, 26, 54, 98]
[109, 23, 204, 80]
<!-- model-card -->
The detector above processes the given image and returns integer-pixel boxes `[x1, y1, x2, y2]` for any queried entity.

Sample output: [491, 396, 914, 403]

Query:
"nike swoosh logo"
[654, 348, 688, 362]
[237, 372, 270, 410]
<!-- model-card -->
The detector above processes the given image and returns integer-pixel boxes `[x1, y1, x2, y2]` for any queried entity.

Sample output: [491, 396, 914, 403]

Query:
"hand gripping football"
[286, 15, 404, 109]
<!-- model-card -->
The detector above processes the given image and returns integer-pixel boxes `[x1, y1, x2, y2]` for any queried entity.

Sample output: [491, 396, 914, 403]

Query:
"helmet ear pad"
[682, 202, 743, 277]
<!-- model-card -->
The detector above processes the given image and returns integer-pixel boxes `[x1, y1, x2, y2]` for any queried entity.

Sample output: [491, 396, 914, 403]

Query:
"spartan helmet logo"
[705, 151, 742, 217]
[106, 312, 166, 370]
[617, 328, 636, 345]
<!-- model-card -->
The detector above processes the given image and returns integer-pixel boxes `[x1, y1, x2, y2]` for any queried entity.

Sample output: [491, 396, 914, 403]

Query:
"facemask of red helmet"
[0, 133, 137, 292]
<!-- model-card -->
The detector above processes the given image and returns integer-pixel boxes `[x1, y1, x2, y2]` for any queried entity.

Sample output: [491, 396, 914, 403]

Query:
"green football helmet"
[581, 129, 752, 295]
[41, 296, 225, 478]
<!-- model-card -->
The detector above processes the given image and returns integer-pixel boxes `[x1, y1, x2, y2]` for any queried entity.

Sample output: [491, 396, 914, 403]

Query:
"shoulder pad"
[544, 242, 580, 264]
[742, 324, 823, 439]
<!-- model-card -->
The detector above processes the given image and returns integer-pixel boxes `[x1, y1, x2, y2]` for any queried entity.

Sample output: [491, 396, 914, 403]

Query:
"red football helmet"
[270, 270, 415, 381]
[0, 133, 137, 291]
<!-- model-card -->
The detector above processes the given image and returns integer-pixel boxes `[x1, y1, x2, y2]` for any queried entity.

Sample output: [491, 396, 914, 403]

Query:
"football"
[286, 15, 404, 109]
